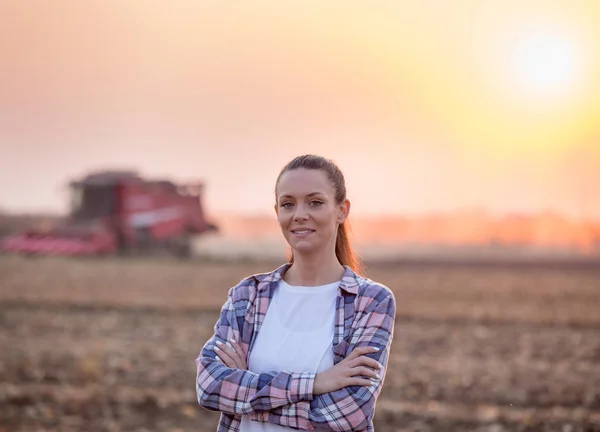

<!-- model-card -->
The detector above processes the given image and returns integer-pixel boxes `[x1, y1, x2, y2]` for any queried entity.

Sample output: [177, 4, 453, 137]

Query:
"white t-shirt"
[240, 278, 340, 432]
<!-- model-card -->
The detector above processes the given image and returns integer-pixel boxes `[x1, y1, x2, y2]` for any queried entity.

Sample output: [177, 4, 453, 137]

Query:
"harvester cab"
[69, 179, 118, 222]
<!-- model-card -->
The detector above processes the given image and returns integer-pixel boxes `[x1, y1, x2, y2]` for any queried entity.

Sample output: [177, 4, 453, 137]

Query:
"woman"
[195, 154, 396, 432]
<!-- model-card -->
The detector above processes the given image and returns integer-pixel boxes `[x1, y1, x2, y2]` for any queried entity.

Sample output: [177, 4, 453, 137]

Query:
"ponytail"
[335, 221, 364, 275]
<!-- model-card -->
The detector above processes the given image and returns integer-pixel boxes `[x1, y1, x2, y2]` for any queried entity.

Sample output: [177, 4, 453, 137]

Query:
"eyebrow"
[278, 192, 325, 199]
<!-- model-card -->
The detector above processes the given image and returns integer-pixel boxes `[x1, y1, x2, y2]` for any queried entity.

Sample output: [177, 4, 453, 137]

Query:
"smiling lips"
[291, 229, 315, 238]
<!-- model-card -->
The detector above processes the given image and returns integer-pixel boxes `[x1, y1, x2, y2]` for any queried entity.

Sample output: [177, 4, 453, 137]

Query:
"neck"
[284, 249, 345, 286]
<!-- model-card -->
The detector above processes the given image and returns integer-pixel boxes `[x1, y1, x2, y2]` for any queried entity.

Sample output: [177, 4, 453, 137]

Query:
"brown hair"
[275, 154, 364, 275]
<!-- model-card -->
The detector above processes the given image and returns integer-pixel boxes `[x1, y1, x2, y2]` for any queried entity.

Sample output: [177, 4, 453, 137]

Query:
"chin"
[288, 240, 319, 256]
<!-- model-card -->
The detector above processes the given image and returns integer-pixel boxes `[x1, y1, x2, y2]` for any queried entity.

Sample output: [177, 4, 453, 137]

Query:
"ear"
[336, 199, 350, 224]
[274, 203, 279, 216]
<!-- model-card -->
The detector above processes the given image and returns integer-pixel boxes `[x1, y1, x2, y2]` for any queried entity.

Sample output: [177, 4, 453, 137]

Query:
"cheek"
[276, 211, 290, 226]
[315, 211, 338, 230]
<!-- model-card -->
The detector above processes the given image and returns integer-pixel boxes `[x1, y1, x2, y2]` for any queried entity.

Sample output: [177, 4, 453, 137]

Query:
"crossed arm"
[195, 289, 316, 414]
[195, 286, 396, 431]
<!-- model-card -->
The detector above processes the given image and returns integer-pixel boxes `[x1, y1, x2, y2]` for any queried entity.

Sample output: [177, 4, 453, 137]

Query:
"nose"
[293, 204, 309, 221]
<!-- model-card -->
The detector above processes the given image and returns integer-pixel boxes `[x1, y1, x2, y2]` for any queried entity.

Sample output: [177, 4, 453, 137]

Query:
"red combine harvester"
[0, 170, 218, 257]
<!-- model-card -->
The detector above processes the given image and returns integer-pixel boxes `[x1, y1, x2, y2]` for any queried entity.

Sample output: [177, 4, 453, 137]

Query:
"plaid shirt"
[195, 262, 396, 431]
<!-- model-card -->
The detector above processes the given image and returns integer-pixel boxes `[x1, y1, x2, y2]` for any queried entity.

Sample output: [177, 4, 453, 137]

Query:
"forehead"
[276, 168, 334, 197]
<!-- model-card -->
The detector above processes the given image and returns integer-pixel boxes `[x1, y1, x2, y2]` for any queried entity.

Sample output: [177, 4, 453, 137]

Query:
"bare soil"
[1, 255, 599, 432]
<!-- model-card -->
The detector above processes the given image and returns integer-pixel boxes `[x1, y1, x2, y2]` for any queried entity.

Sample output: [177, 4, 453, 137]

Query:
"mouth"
[291, 229, 315, 237]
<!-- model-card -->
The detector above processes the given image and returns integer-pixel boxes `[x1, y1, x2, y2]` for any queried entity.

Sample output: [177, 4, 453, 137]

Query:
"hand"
[313, 346, 382, 396]
[214, 338, 247, 370]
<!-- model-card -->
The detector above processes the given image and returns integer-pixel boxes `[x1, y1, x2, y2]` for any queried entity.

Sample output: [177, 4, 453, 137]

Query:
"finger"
[218, 340, 243, 369]
[354, 355, 384, 371]
[215, 342, 238, 368]
[216, 339, 235, 358]
[228, 339, 247, 369]
[224, 340, 244, 369]
[227, 338, 245, 363]
[348, 345, 380, 361]
[215, 351, 235, 368]
[215, 354, 230, 367]
[351, 366, 381, 380]
[347, 377, 378, 387]
[348, 356, 382, 372]
[345, 347, 363, 362]
[214, 346, 233, 366]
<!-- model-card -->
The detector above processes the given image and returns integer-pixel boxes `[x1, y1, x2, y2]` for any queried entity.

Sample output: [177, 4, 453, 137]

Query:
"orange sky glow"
[1, 0, 599, 220]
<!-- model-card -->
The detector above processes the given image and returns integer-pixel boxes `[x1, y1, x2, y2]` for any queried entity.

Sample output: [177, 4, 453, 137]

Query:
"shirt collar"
[256, 262, 360, 295]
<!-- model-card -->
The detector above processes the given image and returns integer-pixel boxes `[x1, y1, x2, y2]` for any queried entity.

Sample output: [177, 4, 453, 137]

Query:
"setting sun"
[513, 30, 581, 96]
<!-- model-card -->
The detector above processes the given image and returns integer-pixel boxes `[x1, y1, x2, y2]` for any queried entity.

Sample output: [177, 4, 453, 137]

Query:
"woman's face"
[275, 168, 349, 256]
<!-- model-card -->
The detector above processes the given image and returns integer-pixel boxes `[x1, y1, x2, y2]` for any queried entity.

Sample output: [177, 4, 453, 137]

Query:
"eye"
[309, 200, 324, 206]
[280, 202, 294, 208]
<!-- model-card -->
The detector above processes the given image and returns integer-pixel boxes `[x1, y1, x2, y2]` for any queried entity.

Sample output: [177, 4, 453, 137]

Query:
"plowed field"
[1, 255, 599, 432]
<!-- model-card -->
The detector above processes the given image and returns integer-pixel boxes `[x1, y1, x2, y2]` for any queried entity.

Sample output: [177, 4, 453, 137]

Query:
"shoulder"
[344, 271, 396, 337]
[353, 273, 396, 317]
[226, 262, 290, 303]
[358, 275, 395, 303]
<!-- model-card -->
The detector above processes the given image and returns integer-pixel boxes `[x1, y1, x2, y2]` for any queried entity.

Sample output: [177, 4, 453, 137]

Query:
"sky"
[1, 0, 599, 219]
